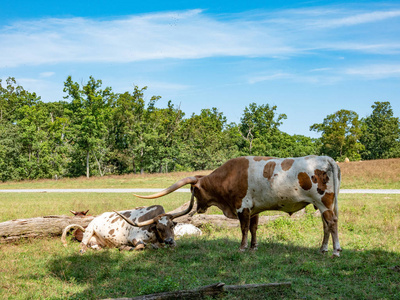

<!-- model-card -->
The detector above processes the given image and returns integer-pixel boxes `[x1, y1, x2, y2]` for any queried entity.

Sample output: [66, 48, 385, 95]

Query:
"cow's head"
[114, 191, 196, 247]
[190, 177, 209, 214]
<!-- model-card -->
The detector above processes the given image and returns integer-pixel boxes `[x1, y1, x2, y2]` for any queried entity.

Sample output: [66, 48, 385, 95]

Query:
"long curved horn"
[113, 211, 156, 227]
[61, 224, 85, 247]
[133, 176, 198, 199]
[170, 191, 195, 219]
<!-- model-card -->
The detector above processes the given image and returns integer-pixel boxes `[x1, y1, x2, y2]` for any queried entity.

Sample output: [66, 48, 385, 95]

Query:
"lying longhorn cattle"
[62, 194, 194, 253]
[134, 155, 342, 257]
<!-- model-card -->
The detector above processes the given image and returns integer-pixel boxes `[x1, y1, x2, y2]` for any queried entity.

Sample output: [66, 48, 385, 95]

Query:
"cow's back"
[243, 156, 338, 215]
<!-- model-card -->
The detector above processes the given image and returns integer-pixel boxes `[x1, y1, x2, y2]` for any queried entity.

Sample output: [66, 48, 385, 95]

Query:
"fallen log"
[0, 215, 94, 243]
[104, 282, 292, 300]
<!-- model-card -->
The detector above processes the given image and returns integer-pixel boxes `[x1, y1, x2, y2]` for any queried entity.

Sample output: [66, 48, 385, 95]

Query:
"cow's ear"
[173, 221, 178, 227]
[149, 224, 156, 230]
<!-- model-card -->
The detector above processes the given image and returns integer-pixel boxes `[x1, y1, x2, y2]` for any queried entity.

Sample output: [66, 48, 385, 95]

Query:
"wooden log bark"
[104, 282, 292, 300]
[0, 215, 94, 243]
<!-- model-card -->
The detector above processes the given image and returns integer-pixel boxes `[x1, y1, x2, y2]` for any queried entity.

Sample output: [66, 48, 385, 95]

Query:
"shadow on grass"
[47, 237, 400, 300]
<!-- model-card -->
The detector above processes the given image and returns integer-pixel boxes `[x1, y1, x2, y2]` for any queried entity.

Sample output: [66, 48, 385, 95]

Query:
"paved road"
[0, 188, 399, 194]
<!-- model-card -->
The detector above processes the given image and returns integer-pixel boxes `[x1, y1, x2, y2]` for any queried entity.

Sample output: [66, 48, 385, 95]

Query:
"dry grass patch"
[338, 158, 400, 189]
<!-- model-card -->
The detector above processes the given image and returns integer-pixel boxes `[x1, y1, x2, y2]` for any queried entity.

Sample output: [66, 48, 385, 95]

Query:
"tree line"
[0, 76, 399, 181]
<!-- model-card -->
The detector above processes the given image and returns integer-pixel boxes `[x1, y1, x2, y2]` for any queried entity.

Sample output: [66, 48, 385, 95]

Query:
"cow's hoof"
[238, 247, 247, 252]
[250, 245, 258, 251]
[320, 248, 328, 255]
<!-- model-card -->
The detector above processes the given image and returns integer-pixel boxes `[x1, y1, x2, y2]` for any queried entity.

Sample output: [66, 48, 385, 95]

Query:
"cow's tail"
[61, 224, 85, 247]
[328, 158, 341, 217]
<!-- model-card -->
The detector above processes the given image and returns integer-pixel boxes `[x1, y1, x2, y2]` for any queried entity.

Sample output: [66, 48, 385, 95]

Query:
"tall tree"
[0, 77, 38, 124]
[238, 103, 287, 156]
[148, 101, 184, 173]
[111, 86, 147, 174]
[64, 76, 114, 178]
[180, 108, 235, 170]
[360, 101, 400, 160]
[310, 109, 364, 161]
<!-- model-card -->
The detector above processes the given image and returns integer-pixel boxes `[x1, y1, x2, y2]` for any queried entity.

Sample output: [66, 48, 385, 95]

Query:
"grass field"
[1, 158, 400, 299]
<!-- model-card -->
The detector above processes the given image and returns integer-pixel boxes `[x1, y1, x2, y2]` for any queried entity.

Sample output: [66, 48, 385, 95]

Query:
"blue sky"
[1, 1, 400, 138]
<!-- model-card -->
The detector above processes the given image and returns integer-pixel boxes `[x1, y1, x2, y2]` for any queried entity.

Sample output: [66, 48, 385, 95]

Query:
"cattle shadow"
[47, 237, 400, 299]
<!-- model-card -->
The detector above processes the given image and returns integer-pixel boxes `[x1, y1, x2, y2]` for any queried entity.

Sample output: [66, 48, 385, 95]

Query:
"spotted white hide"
[132, 155, 342, 257]
[63, 205, 176, 253]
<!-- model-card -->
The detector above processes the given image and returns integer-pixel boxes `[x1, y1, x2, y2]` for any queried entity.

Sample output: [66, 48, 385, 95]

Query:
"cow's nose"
[164, 238, 175, 245]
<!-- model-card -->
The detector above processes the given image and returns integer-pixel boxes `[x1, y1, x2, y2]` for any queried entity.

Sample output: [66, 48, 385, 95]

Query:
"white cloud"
[0, 6, 399, 69]
[249, 73, 293, 84]
[309, 10, 400, 28]
[345, 64, 400, 79]
[0, 10, 294, 68]
[39, 72, 55, 78]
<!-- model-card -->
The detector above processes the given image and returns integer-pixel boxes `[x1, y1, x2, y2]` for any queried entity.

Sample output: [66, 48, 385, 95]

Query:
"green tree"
[238, 103, 287, 156]
[360, 101, 400, 160]
[148, 101, 184, 173]
[0, 77, 38, 124]
[0, 77, 59, 180]
[111, 87, 148, 174]
[64, 76, 114, 178]
[180, 108, 236, 170]
[0, 123, 26, 181]
[310, 109, 364, 161]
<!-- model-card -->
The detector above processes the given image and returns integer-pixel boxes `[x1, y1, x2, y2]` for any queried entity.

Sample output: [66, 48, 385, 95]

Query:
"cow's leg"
[249, 214, 259, 251]
[320, 216, 330, 254]
[237, 208, 251, 251]
[91, 231, 110, 250]
[322, 210, 342, 257]
[80, 230, 95, 254]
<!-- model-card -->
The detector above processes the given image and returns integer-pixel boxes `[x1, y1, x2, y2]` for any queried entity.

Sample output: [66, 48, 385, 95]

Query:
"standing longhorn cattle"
[133, 155, 342, 257]
[62, 193, 194, 253]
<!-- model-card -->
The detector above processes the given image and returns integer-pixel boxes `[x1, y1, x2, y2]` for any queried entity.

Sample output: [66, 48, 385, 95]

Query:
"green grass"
[1, 193, 400, 299]
[0, 192, 223, 223]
